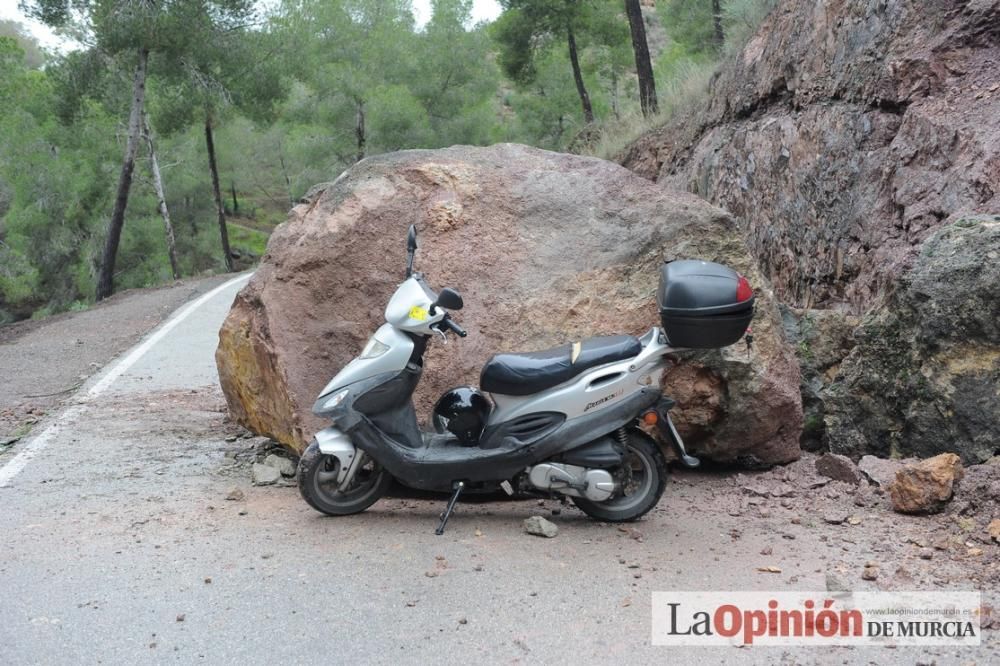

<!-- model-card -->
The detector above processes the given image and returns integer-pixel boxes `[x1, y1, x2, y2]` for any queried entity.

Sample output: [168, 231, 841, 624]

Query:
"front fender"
[314, 427, 359, 485]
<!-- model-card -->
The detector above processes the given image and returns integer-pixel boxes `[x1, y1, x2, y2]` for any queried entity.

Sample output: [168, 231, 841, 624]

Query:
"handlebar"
[439, 315, 467, 338]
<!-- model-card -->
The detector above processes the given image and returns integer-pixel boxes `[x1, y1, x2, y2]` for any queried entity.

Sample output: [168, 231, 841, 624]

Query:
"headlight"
[322, 388, 350, 410]
[359, 337, 390, 359]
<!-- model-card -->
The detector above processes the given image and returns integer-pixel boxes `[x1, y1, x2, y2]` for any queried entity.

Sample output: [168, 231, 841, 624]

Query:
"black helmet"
[432, 386, 492, 446]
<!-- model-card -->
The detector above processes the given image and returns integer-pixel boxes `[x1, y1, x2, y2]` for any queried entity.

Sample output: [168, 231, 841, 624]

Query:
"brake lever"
[434, 327, 447, 344]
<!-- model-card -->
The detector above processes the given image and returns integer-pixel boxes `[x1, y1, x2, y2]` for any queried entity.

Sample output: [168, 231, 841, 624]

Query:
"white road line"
[0, 272, 252, 488]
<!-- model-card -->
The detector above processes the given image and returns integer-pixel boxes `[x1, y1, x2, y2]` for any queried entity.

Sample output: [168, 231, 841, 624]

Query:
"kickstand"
[435, 481, 465, 536]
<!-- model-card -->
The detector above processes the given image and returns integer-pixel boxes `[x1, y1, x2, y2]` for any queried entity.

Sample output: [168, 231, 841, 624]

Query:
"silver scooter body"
[311, 273, 696, 497]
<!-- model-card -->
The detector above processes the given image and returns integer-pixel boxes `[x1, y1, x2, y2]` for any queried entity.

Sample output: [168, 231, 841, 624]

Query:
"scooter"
[298, 225, 755, 533]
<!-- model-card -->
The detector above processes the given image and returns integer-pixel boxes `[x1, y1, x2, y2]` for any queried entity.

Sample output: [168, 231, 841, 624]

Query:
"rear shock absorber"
[615, 426, 629, 448]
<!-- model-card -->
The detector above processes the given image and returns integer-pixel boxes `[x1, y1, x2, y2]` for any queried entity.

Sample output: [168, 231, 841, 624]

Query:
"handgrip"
[441, 317, 467, 337]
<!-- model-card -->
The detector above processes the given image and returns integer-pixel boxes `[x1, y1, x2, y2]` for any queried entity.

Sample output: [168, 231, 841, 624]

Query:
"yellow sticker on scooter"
[409, 306, 429, 321]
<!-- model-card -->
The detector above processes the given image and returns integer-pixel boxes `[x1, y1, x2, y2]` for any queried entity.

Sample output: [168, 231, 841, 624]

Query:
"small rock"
[523, 516, 558, 538]
[251, 463, 281, 486]
[988, 519, 1000, 543]
[458, 618, 468, 625]
[204, 577, 212, 584]
[862, 566, 879, 581]
[225, 487, 245, 501]
[757, 566, 782, 574]
[176, 614, 185, 622]
[815, 453, 860, 485]
[967, 547, 983, 557]
[918, 548, 934, 560]
[846, 516, 862, 525]
[760, 546, 773, 555]
[825, 573, 850, 592]
[889, 453, 964, 514]
[823, 513, 846, 525]
[957, 517, 976, 532]
[425, 571, 439, 578]
[858, 455, 910, 488]
[263, 454, 297, 478]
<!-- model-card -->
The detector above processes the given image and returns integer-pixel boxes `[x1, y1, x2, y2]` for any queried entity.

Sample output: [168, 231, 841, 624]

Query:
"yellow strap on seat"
[571, 341, 582, 364]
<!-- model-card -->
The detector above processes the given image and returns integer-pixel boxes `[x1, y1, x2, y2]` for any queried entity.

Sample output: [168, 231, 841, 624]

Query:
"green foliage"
[658, 0, 719, 56]
[0, 20, 48, 68]
[3, 0, 780, 322]
[226, 223, 269, 258]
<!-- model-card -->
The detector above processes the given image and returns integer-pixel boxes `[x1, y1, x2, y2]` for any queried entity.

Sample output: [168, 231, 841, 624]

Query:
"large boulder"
[824, 216, 1000, 463]
[216, 144, 802, 464]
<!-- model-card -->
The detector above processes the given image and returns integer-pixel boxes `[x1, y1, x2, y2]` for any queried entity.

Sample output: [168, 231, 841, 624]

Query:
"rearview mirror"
[406, 225, 418, 277]
[435, 287, 463, 311]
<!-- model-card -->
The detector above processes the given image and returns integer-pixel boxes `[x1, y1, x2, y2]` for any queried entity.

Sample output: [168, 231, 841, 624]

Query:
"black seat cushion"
[480, 335, 642, 397]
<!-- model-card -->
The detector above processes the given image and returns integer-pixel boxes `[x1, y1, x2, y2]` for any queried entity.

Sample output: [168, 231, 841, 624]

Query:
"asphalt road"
[0, 275, 994, 665]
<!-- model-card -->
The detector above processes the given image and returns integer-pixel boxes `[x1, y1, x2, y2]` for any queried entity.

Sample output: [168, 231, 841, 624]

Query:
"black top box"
[656, 260, 755, 348]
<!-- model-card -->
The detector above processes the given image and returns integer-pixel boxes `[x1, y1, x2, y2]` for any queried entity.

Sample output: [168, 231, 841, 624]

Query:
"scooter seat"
[480, 335, 642, 397]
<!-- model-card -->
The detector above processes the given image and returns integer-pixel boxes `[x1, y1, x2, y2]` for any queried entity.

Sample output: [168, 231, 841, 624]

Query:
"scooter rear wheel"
[298, 440, 392, 516]
[571, 430, 667, 522]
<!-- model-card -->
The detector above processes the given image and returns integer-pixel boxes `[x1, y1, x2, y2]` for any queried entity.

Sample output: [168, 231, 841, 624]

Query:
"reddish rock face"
[216, 144, 802, 463]
[621, 0, 1000, 311]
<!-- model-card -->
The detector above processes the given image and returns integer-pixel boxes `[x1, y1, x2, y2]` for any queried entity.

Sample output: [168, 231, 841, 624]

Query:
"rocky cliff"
[216, 144, 802, 464]
[621, 0, 999, 461]
[824, 215, 1000, 464]
[622, 0, 999, 310]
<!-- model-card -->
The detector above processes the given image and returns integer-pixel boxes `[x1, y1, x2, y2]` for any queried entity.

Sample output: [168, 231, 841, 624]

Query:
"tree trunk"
[96, 48, 149, 301]
[625, 0, 658, 116]
[566, 26, 594, 124]
[279, 154, 294, 208]
[230, 181, 239, 215]
[355, 100, 366, 163]
[611, 68, 621, 119]
[205, 115, 234, 272]
[712, 0, 725, 50]
[142, 112, 180, 280]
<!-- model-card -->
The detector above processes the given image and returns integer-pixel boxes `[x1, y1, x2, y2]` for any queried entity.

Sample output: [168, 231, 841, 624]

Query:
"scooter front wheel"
[571, 430, 667, 522]
[298, 440, 392, 516]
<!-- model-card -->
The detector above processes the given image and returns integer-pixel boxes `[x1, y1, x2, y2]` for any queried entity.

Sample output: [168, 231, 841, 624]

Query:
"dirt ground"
[0, 274, 233, 446]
